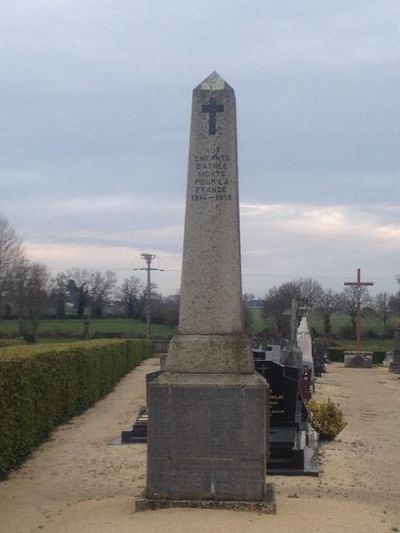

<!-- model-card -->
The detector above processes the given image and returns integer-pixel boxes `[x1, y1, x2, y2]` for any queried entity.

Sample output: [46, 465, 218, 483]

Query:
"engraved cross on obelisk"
[202, 96, 224, 134]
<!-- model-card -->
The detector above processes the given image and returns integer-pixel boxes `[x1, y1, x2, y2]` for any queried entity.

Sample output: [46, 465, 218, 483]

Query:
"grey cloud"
[1, 1, 399, 295]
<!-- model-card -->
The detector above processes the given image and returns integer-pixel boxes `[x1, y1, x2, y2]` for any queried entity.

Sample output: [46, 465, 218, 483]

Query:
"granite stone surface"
[135, 483, 276, 514]
[178, 72, 243, 337]
[344, 351, 373, 368]
[166, 71, 254, 374]
[136, 483, 276, 513]
[166, 333, 254, 374]
[144, 72, 271, 507]
[146, 372, 267, 502]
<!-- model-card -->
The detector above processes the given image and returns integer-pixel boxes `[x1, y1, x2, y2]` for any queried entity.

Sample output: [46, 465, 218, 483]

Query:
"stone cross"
[344, 268, 374, 352]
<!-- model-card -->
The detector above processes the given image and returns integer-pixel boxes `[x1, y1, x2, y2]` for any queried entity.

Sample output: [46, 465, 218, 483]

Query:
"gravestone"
[389, 327, 400, 373]
[296, 316, 314, 400]
[136, 72, 275, 512]
[344, 351, 373, 368]
[313, 340, 328, 377]
[254, 357, 318, 476]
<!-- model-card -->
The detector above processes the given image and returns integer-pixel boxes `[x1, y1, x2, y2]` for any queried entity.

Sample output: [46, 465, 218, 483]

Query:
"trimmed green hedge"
[0, 339, 152, 480]
[327, 348, 344, 362]
[372, 351, 386, 364]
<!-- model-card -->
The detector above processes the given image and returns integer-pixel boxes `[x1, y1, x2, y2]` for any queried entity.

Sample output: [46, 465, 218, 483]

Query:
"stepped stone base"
[389, 360, 400, 374]
[344, 351, 373, 368]
[136, 483, 276, 513]
[166, 334, 254, 373]
[146, 371, 268, 502]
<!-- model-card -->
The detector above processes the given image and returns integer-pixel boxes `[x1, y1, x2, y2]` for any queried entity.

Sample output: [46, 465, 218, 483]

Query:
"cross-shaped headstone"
[202, 97, 224, 135]
[344, 268, 374, 352]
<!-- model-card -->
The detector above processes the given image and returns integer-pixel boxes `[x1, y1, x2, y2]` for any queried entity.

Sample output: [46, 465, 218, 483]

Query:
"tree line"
[2, 214, 400, 344]
[261, 278, 399, 341]
[0, 216, 179, 342]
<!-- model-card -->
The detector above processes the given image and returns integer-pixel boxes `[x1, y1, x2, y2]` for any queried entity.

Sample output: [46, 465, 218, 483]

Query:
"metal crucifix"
[344, 268, 374, 352]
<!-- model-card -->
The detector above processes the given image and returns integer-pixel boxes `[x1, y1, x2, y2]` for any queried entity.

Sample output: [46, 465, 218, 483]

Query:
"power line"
[44, 265, 397, 282]
[45, 266, 180, 272]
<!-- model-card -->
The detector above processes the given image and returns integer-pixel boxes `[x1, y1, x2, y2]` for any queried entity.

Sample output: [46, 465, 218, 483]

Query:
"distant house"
[246, 299, 264, 309]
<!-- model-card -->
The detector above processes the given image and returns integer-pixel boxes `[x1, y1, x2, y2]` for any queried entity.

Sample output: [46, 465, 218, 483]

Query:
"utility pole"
[134, 253, 163, 339]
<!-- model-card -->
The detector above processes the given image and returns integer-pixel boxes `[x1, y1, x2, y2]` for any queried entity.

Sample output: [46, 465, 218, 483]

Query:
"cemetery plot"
[254, 358, 318, 476]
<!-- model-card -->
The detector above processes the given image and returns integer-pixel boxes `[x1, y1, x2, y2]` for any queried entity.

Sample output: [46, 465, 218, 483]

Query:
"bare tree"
[13, 260, 49, 343]
[161, 293, 180, 327]
[243, 292, 255, 335]
[118, 275, 144, 318]
[137, 281, 158, 322]
[0, 216, 23, 318]
[49, 272, 69, 319]
[389, 276, 400, 315]
[66, 269, 91, 318]
[299, 278, 324, 306]
[315, 288, 340, 337]
[263, 278, 322, 337]
[338, 285, 371, 339]
[389, 292, 400, 314]
[373, 292, 392, 337]
[88, 270, 117, 318]
[263, 281, 301, 336]
[66, 269, 117, 319]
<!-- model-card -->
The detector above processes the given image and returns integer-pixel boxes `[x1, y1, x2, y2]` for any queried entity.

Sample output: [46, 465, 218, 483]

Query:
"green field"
[0, 318, 175, 344]
[0, 309, 398, 352]
[250, 308, 397, 352]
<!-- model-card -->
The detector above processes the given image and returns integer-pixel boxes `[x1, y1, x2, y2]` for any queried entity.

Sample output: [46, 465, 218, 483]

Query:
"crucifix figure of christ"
[202, 97, 224, 135]
[344, 268, 374, 352]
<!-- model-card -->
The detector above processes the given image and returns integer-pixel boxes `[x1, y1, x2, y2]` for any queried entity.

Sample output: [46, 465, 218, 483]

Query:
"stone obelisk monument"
[138, 72, 274, 512]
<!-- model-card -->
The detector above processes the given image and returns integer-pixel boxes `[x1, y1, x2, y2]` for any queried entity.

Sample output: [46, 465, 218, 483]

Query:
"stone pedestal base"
[136, 483, 276, 513]
[389, 359, 400, 374]
[166, 334, 254, 373]
[146, 371, 268, 502]
[344, 351, 373, 368]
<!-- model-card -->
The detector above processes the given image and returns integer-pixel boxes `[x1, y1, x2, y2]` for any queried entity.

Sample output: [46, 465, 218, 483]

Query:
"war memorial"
[136, 73, 275, 512]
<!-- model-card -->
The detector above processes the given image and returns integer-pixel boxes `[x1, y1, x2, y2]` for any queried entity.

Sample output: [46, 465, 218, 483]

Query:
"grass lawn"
[250, 308, 397, 353]
[249, 308, 275, 335]
[1, 310, 397, 352]
[0, 318, 175, 343]
[327, 339, 393, 352]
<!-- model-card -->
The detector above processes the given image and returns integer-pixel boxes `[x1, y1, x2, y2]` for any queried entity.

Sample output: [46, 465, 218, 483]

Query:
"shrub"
[328, 348, 344, 362]
[0, 339, 152, 480]
[373, 351, 386, 364]
[308, 398, 347, 440]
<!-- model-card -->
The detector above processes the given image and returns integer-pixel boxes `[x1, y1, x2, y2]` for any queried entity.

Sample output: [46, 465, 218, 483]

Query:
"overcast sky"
[1, 0, 399, 296]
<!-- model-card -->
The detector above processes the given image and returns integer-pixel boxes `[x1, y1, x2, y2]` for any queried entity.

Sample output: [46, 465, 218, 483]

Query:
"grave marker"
[344, 268, 374, 368]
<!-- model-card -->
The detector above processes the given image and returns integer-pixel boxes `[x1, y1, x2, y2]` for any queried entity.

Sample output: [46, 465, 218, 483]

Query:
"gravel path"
[1, 359, 399, 533]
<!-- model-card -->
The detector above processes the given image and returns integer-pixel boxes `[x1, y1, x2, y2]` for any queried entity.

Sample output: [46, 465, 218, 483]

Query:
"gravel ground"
[0, 359, 399, 533]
